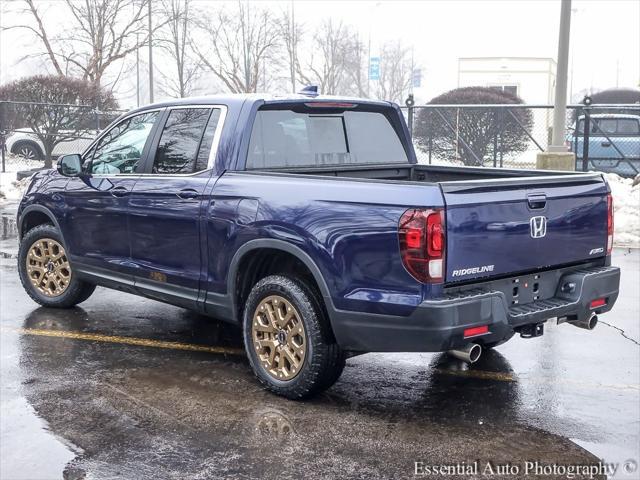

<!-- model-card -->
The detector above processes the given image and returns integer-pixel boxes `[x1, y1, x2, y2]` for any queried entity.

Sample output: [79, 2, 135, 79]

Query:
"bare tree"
[297, 19, 360, 96]
[373, 41, 413, 104]
[14, 0, 153, 89]
[193, 2, 281, 94]
[157, 0, 200, 98]
[276, 7, 304, 93]
[0, 75, 119, 168]
[343, 36, 368, 98]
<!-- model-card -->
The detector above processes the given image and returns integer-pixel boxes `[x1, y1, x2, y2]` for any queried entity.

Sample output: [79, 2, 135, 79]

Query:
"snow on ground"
[0, 154, 45, 204]
[604, 173, 640, 248]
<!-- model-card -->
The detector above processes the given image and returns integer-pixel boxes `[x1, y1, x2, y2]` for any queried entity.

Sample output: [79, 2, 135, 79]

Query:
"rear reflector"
[590, 298, 606, 309]
[463, 325, 489, 338]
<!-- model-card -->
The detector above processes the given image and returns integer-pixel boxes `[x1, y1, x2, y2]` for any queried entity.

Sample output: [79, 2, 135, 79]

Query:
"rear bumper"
[330, 265, 620, 352]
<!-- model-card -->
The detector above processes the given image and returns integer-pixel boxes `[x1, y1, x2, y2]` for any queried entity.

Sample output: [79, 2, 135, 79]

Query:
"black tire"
[243, 274, 345, 399]
[482, 331, 515, 350]
[18, 224, 96, 308]
[11, 141, 43, 161]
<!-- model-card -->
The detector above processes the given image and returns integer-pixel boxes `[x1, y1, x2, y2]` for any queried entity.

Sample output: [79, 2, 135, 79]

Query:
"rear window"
[246, 109, 409, 168]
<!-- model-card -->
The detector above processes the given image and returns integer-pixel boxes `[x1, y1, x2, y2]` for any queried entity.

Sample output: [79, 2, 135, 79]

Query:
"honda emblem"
[530, 216, 547, 239]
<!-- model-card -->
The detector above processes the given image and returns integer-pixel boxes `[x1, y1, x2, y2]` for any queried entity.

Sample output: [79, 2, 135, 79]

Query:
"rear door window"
[151, 108, 214, 174]
[247, 109, 408, 169]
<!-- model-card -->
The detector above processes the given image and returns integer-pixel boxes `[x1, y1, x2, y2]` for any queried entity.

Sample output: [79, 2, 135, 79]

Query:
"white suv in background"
[4, 129, 96, 160]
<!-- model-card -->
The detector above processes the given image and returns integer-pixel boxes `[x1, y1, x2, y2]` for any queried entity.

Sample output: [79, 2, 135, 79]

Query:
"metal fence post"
[405, 94, 415, 140]
[493, 110, 498, 168]
[0, 102, 5, 173]
[498, 108, 503, 167]
[582, 107, 590, 172]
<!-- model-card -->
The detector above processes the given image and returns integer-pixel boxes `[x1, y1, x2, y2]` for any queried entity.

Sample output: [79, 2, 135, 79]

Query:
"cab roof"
[129, 93, 396, 116]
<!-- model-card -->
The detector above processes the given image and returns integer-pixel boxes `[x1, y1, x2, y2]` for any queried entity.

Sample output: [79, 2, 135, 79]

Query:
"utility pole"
[290, 0, 296, 93]
[549, 0, 572, 151]
[537, 0, 575, 170]
[148, 0, 154, 103]
[136, 32, 140, 107]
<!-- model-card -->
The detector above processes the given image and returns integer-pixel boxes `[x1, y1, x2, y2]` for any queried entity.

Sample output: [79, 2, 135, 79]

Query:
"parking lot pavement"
[1, 216, 638, 479]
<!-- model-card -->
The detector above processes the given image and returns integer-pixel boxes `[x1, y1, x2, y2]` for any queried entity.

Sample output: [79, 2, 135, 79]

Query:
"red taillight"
[607, 193, 614, 255]
[464, 325, 489, 338]
[590, 298, 606, 309]
[399, 208, 445, 283]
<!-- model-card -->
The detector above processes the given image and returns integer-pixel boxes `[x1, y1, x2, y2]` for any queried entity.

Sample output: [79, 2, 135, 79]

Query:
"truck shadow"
[17, 307, 604, 479]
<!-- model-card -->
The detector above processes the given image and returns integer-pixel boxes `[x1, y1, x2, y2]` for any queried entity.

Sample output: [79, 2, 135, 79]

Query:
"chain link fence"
[0, 101, 124, 174]
[1, 100, 638, 177]
[404, 104, 640, 176]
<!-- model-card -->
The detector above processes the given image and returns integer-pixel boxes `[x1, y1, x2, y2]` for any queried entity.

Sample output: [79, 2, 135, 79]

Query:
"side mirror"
[57, 154, 83, 177]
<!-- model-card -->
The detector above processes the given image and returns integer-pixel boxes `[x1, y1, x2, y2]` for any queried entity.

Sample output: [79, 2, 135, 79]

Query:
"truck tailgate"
[442, 173, 609, 283]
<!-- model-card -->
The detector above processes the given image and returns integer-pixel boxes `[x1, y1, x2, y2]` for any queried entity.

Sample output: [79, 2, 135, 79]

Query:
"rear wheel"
[243, 275, 345, 399]
[18, 224, 95, 308]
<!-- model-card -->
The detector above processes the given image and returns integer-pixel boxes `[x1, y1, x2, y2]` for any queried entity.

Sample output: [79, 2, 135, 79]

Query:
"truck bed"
[253, 163, 582, 183]
[247, 163, 609, 284]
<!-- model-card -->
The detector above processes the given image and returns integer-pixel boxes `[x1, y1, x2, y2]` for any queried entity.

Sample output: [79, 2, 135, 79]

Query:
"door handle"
[176, 188, 199, 200]
[110, 186, 129, 197]
[527, 194, 546, 210]
[601, 141, 611, 147]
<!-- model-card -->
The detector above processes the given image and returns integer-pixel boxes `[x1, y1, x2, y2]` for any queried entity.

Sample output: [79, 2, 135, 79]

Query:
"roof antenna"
[298, 85, 319, 97]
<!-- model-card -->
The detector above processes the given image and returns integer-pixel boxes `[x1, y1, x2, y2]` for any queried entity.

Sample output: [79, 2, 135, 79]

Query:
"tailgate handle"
[527, 194, 546, 210]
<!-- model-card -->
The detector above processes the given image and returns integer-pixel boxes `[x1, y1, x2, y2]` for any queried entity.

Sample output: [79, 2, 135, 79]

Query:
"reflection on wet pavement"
[1, 235, 639, 479]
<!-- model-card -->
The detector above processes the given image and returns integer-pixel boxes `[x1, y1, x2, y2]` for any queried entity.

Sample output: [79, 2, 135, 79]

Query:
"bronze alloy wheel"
[251, 295, 307, 380]
[26, 238, 72, 297]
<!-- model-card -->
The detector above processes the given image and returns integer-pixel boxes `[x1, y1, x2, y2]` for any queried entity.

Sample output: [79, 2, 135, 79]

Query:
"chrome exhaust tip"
[569, 314, 598, 330]
[448, 343, 482, 364]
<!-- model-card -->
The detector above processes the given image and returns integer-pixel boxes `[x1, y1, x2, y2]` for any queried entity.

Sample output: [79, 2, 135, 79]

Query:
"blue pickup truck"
[16, 93, 620, 398]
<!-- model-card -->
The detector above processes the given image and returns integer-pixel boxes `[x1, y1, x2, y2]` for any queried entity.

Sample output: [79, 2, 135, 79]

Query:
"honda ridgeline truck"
[16, 93, 620, 399]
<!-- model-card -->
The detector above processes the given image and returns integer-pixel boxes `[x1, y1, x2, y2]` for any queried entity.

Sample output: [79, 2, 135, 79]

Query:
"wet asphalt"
[0, 203, 639, 480]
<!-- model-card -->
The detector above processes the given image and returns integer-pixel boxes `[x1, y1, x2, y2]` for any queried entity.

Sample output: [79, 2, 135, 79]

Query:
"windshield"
[247, 109, 409, 168]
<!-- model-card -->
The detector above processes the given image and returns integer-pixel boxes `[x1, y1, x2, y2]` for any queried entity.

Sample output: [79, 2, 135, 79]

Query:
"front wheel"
[243, 275, 345, 399]
[18, 224, 96, 308]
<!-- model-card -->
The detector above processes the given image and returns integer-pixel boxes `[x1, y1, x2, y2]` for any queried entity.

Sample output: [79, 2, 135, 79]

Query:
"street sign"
[369, 57, 380, 81]
[412, 68, 422, 88]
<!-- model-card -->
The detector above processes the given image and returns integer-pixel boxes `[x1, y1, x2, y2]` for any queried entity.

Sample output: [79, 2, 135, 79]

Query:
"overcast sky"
[1, 0, 639, 107]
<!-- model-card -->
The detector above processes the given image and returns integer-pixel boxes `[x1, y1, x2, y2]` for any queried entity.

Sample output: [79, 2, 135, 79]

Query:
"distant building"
[457, 57, 557, 104]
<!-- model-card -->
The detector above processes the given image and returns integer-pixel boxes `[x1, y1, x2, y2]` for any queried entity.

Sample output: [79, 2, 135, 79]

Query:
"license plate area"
[444, 261, 603, 308]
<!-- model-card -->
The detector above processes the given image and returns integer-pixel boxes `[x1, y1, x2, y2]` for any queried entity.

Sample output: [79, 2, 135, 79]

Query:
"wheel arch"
[10, 139, 44, 159]
[228, 239, 335, 327]
[19, 205, 64, 243]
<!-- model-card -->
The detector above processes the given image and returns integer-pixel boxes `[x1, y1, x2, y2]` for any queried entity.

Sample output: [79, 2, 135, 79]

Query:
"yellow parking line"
[434, 368, 516, 382]
[2, 326, 245, 356]
[3, 326, 639, 392]
[434, 366, 640, 391]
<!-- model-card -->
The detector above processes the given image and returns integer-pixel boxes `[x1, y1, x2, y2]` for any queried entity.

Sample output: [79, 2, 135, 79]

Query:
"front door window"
[90, 111, 159, 174]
